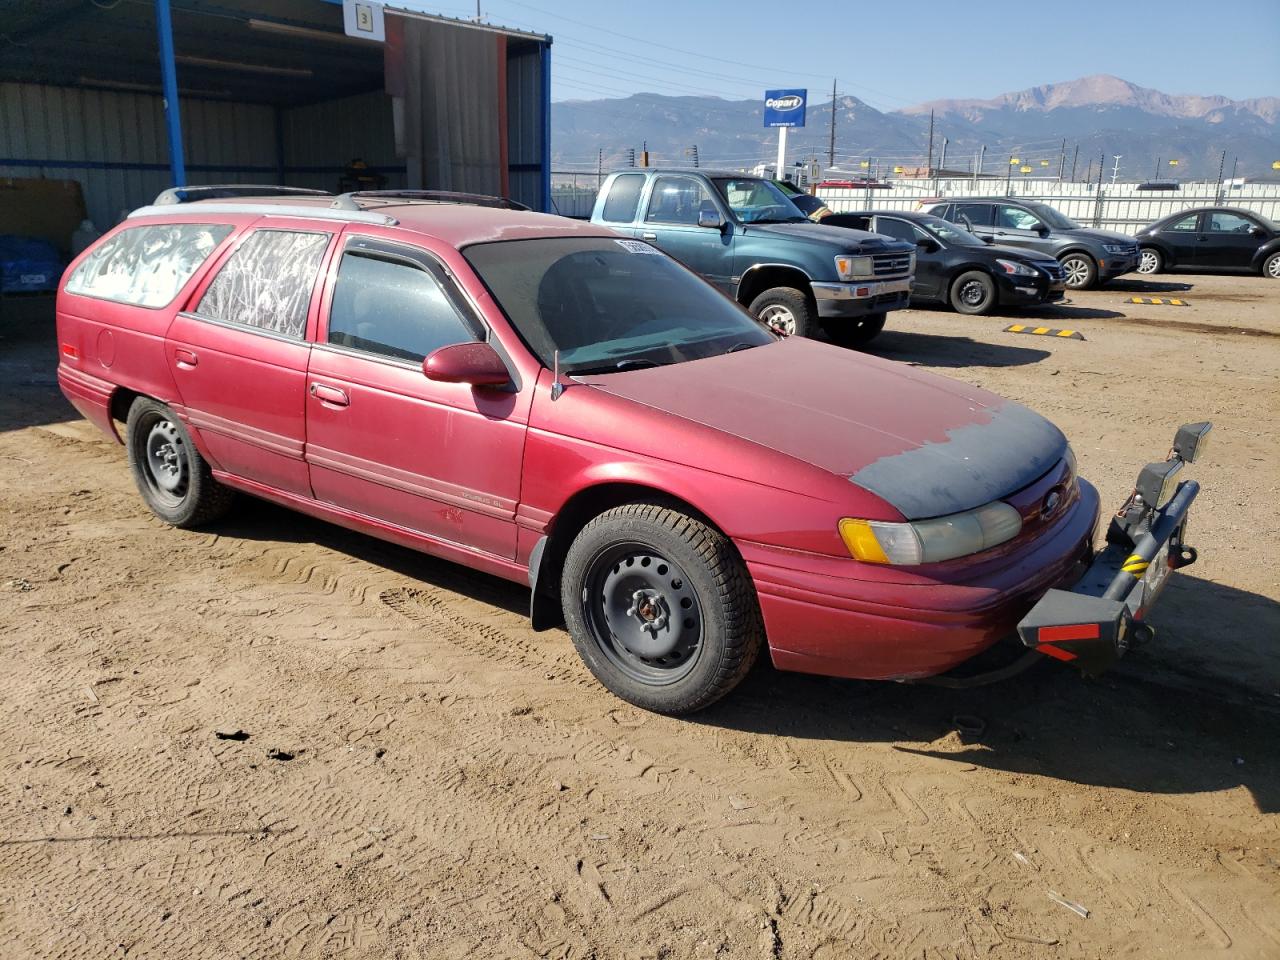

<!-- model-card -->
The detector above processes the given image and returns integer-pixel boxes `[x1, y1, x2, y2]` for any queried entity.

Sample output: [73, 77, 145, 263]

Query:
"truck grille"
[873, 252, 913, 276]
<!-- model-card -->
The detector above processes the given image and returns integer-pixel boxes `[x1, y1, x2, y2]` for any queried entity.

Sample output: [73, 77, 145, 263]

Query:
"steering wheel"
[742, 204, 793, 223]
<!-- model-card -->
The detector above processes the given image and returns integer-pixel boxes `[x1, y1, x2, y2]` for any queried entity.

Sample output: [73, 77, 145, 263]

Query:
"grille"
[1038, 261, 1066, 280]
[872, 252, 913, 276]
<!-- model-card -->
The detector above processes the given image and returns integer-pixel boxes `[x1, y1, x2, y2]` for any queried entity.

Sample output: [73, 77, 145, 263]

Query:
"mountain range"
[551, 75, 1280, 181]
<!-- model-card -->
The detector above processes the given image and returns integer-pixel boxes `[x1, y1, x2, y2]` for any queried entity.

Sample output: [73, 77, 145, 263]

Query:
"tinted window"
[1167, 214, 1201, 232]
[601, 174, 645, 223]
[996, 205, 1042, 231]
[66, 223, 232, 308]
[197, 230, 329, 338]
[327, 252, 475, 363]
[873, 217, 919, 243]
[645, 176, 716, 225]
[927, 203, 951, 221]
[953, 203, 994, 227]
[1206, 212, 1255, 233]
[463, 237, 773, 374]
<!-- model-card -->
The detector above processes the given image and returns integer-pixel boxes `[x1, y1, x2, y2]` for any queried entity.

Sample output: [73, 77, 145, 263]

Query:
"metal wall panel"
[281, 90, 405, 194]
[506, 42, 546, 211]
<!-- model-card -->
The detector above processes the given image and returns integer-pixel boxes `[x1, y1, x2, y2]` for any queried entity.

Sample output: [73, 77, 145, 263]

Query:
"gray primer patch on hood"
[850, 400, 1067, 520]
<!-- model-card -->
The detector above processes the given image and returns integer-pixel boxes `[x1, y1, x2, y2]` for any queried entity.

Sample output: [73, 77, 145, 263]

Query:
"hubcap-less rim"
[959, 279, 988, 306]
[1139, 249, 1159, 274]
[582, 544, 703, 686]
[143, 418, 190, 506]
[1268, 256, 1280, 279]
[757, 303, 797, 336]
[1063, 257, 1089, 287]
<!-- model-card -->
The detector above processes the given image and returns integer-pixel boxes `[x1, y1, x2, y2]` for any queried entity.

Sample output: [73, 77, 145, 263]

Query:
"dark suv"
[591, 170, 915, 345]
[920, 198, 1139, 289]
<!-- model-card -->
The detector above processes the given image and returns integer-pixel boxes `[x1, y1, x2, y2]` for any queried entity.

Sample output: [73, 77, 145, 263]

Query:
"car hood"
[581, 337, 1067, 520]
[981, 244, 1060, 264]
[743, 220, 911, 252]
[1063, 227, 1134, 245]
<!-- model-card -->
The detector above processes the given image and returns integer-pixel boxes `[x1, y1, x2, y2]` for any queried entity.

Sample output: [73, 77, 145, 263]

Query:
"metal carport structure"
[0, 0, 552, 235]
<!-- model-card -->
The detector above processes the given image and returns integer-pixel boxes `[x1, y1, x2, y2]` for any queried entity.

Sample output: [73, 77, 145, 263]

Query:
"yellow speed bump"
[1004, 324, 1085, 340]
[1127, 297, 1188, 306]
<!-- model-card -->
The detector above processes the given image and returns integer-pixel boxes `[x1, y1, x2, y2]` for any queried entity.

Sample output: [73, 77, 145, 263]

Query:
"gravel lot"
[1, 271, 1277, 959]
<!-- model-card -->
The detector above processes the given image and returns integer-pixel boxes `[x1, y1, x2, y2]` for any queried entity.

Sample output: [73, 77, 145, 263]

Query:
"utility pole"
[1110, 155, 1123, 184]
[827, 78, 837, 170]
[974, 144, 985, 183]
[596, 148, 603, 190]
[925, 109, 935, 176]
[1214, 149, 1226, 202]
[1057, 139, 1067, 182]
[1005, 154, 1013, 197]
[938, 137, 948, 176]
[1230, 155, 1239, 182]
[688, 144, 700, 168]
[1070, 144, 1079, 182]
[1153, 156, 1161, 180]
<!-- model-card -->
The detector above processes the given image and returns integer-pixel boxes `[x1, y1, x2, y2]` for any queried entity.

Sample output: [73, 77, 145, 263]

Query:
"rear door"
[167, 221, 335, 497]
[1158, 212, 1205, 265]
[638, 175, 734, 291]
[952, 202, 996, 243]
[1199, 210, 1266, 268]
[304, 234, 528, 559]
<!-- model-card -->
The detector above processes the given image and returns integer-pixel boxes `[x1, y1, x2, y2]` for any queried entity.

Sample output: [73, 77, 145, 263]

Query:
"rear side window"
[953, 203, 994, 227]
[873, 217, 919, 243]
[327, 252, 476, 363]
[927, 202, 951, 220]
[196, 229, 329, 338]
[1167, 214, 1201, 232]
[65, 223, 232, 308]
[601, 174, 645, 223]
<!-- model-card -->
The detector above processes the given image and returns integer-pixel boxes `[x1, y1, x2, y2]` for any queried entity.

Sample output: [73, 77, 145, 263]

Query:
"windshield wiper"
[567, 358, 663, 376]
[727, 342, 760, 353]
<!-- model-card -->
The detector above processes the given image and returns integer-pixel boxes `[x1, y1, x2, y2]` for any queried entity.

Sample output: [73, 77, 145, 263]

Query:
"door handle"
[310, 383, 349, 407]
[174, 348, 198, 367]
[641, 232, 657, 240]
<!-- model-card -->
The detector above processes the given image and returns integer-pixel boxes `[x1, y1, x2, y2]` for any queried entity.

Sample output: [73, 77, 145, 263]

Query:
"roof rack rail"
[153, 185, 333, 205]
[129, 203, 399, 227]
[331, 190, 531, 212]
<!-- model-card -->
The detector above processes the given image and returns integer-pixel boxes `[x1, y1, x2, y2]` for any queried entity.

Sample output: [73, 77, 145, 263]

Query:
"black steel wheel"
[125, 397, 235, 528]
[949, 270, 997, 315]
[561, 503, 764, 714]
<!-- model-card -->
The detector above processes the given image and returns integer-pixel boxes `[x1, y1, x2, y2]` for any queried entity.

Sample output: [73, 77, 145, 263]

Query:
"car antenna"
[551, 350, 565, 400]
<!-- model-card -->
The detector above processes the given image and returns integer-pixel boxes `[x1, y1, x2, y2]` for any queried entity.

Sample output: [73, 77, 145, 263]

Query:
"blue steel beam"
[155, 0, 187, 187]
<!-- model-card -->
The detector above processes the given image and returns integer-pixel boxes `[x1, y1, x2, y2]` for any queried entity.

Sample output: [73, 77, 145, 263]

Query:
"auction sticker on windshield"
[614, 239, 662, 255]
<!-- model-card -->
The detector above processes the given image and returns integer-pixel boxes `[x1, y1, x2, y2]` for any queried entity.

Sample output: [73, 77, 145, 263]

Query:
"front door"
[1199, 210, 1266, 268]
[304, 235, 528, 559]
[167, 223, 335, 497]
[638, 175, 734, 292]
[874, 215, 942, 299]
[993, 204, 1054, 256]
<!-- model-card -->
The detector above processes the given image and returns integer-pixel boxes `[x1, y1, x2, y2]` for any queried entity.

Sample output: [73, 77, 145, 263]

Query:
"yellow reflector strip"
[838, 519, 888, 564]
[1057, 329, 1075, 337]
[1009, 324, 1026, 332]
[1032, 327, 1050, 335]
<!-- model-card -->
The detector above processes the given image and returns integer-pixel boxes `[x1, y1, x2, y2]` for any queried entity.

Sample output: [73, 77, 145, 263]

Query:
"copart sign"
[763, 89, 807, 128]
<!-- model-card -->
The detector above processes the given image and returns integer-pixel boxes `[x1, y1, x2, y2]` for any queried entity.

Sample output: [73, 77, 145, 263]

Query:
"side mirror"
[980, 234, 995, 244]
[1036, 224, 1050, 237]
[698, 208, 724, 230]
[916, 237, 939, 253]
[423, 342, 511, 388]
[1250, 225, 1265, 237]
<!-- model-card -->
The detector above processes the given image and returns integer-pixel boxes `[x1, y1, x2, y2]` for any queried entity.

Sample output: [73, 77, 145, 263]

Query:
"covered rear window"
[65, 223, 233, 308]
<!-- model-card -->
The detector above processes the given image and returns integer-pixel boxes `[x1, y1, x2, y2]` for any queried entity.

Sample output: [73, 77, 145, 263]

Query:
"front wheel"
[560, 504, 764, 714]
[1137, 247, 1164, 275]
[125, 397, 235, 528]
[949, 270, 997, 315]
[1263, 251, 1280, 279]
[822, 312, 886, 347]
[749, 286, 815, 338]
[1060, 252, 1098, 290]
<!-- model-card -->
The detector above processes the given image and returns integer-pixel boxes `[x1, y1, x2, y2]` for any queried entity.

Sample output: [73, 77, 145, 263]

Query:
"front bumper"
[1017, 478, 1200, 675]
[812, 277, 912, 318]
[995, 272, 1066, 306]
[1099, 252, 1140, 279]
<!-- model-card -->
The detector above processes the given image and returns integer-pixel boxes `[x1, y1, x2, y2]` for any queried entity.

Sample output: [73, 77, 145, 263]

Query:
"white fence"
[818, 178, 1280, 235]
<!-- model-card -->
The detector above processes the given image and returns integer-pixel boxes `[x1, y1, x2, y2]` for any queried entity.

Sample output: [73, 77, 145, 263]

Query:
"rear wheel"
[822, 312, 886, 347]
[1137, 247, 1164, 275]
[1263, 251, 1280, 279]
[1060, 252, 1098, 290]
[561, 503, 764, 714]
[749, 286, 814, 338]
[949, 270, 997, 315]
[125, 397, 235, 528]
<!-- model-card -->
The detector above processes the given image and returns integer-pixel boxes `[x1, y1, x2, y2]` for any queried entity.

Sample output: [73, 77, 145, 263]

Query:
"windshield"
[917, 215, 987, 247]
[711, 178, 808, 224]
[1025, 202, 1079, 230]
[463, 237, 775, 375]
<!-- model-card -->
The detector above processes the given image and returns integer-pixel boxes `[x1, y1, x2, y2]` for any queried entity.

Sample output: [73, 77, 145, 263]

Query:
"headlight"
[1104, 243, 1132, 254]
[835, 255, 874, 280]
[995, 258, 1038, 277]
[908, 251, 917, 272]
[839, 501, 1023, 565]
[1136, 459, 1183, 508]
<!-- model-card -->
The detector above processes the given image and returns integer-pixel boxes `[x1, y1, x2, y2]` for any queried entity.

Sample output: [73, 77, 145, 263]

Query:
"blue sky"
[414, 0, 1280, 107]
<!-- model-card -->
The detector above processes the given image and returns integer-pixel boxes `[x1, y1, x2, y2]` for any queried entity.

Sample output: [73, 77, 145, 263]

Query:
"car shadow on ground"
[1105, 278, 1195, 293]
[216, 500, 1279, 813]
[862, 330, 1051, 368]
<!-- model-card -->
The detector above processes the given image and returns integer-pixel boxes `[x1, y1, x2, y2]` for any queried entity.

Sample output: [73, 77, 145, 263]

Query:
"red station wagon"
[56, 187, 1210, 714]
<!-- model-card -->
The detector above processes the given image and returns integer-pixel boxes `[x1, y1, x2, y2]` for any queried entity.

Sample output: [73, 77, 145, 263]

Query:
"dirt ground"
[1, 271, 1277, 960]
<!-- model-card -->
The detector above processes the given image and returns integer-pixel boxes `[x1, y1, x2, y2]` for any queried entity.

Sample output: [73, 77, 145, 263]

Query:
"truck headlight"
[996, 258, 1038, 277]
[839, 501, 1023, 565]
[835, 255, 874, 280]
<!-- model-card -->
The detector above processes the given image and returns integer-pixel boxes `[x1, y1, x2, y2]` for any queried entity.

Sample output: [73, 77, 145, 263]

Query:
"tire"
[1263, 251, 1280, 279]
[1137, 247, 1164, 275]
[1060, 252, 1098, 290]
[948, 270, 997, 315]
[560, 503, 764, 715]
[125, 397, 235, 528]
[749, 286, 815, 338]
[822, 312, 886, 347]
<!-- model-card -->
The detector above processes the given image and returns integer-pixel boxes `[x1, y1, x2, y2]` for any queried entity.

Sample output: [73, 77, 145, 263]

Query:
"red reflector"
[856, 286, 870, 296]
[61, 343, 79, 359]
[1038, 643, 1077, 662]
[1039, 623, 1100, 643]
